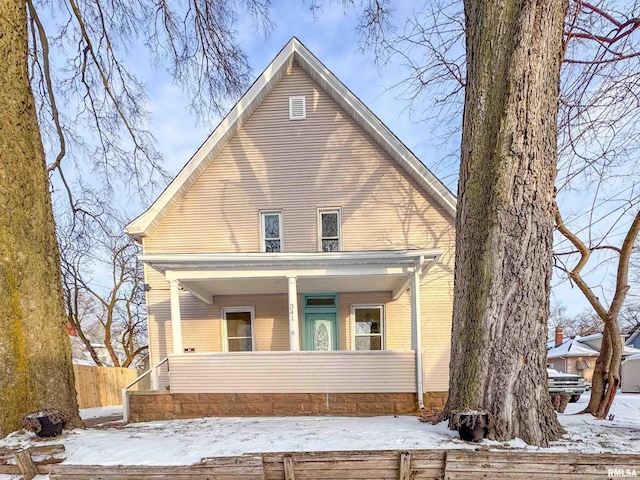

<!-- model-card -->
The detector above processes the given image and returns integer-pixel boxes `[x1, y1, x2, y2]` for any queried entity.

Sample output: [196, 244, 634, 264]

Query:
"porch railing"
[167, 350, 417, 394]
[122, 357, 168, 422]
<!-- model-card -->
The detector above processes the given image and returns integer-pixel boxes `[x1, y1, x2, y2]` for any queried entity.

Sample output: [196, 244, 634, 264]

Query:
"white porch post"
[411, 265, 425, 408]
[287, 276, 300, 351]
[169, 279, 183, 354]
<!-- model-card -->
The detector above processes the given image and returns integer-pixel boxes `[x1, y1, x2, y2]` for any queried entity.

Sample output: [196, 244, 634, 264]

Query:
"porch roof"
[140, 249, 441, 303]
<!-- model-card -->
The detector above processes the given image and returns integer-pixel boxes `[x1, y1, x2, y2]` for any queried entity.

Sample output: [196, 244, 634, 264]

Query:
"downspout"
[413, 255, 426, 410]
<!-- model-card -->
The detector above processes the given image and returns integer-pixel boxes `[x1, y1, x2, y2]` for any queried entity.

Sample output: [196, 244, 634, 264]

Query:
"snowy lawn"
[0, 392, 638, 476]
[79, 405, 123, 420]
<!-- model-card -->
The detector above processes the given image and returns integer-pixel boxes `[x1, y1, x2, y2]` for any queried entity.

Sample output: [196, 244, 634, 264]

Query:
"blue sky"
[48, 1, 635, 319]
[142, 2, 459, 190]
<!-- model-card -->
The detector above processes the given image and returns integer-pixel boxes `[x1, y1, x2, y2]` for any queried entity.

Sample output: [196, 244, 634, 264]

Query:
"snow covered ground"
[1, 392, 638, 478]
[79, 405, 123, 420]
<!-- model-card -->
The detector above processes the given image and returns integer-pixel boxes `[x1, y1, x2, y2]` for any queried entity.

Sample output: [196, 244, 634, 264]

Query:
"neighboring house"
[124, 37, 456, 422]
[67, 322, 129, 367]
[626, 325, 640, 350]
[622, 354, 640, 393]
[547, 327, 640, 381]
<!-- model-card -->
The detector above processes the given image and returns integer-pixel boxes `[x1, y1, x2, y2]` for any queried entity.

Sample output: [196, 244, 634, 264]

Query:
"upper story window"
[318, 208, 341, 252]
[261, 211, 282, 252]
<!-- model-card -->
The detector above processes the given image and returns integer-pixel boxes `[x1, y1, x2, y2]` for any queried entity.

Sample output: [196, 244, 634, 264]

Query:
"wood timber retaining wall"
[38, 450, 640, 480]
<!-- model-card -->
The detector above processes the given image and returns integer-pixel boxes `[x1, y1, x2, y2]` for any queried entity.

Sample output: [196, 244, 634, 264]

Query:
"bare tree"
[59, 203, 148, 368]
[441, 0, 568, 446]
[555, 207, 640, 417]
[548, 303, 604, 337]
[362, 0, 640, 426]
[0, 0, 271, 436]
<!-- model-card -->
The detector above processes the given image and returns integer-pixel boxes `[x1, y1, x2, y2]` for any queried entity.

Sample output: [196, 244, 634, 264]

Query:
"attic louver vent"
[289, 96, 306, 120]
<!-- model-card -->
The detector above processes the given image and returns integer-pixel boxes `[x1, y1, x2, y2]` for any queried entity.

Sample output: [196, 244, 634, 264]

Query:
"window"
[222, 308, 255, 352]
[289, 96, 306, 120]
[352, 306, 384, 350]
[261, 211, 282, 252]
[318, 208, 341, 252]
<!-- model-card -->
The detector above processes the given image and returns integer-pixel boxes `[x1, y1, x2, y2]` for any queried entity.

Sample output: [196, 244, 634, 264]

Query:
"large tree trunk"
[443, 0, 568, 447]
[0, 0, 82, 435]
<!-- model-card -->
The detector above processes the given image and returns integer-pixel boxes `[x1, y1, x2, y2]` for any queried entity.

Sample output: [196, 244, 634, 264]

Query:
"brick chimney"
[66, 322, 77, 337]
[555, 326, 564, 347]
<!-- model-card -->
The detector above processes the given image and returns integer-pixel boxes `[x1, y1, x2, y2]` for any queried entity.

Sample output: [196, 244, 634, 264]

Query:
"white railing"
[122, 357, 168, 422]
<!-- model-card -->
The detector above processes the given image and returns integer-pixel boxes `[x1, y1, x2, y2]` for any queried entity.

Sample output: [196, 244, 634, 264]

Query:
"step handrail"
[122, 357, 168, 422]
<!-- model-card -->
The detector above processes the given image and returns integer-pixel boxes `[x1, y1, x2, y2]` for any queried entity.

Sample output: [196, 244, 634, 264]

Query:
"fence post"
[151, 366, 158, 391]
[122, 387, 129, 423]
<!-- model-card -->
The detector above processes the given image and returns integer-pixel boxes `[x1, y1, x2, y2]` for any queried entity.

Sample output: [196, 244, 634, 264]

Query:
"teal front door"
[302, 294, 339, 351]
[304, 313, 337, 351]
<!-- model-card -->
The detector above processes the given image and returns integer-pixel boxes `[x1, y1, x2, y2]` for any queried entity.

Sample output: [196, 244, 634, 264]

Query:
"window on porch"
[352, 306, 384, 351]
[222, 308, 255, 352]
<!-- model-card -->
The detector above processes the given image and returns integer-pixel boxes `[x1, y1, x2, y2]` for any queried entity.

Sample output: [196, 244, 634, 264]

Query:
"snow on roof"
[547, 337, 599, 358]
[548, 334, 640, 358]
[624, 345, 640, 355]
[577, 332, 602, 342]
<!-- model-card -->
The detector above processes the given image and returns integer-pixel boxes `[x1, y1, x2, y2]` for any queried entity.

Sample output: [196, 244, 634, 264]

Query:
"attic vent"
[289, 96, 306, 120]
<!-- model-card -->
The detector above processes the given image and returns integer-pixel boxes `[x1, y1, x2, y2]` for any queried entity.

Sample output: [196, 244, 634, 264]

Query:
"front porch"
[139, 249, 441, 355]
[127, 249, 448, 421]
[125, 350, 447, 422]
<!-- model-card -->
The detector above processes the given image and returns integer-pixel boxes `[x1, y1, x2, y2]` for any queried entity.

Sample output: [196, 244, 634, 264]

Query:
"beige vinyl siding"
[214, 294, 292, 352]
[142, 62, 455, 392]
[169, 351, 418, 393]
[144, 63, 453, 255]
[338, 291, 392, 350]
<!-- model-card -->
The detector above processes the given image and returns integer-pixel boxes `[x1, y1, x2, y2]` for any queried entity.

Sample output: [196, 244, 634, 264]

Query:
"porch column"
[287, 276, 300, 351]
[411, 267, 424, 407]
[169, 279, 183, 354]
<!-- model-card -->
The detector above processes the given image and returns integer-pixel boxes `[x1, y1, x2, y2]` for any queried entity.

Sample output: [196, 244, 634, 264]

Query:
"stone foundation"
[127, 391, 449, 423]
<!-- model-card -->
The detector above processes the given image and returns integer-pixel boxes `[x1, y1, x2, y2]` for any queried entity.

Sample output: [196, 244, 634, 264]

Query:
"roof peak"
[126, 38, 456, 240]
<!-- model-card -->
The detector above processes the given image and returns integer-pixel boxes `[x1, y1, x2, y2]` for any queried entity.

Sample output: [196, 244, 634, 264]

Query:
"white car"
[547, 368, 586, 402]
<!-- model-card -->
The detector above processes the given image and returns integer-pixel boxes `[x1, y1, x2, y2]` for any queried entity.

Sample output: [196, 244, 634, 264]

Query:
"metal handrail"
[122, 357, 168, 422]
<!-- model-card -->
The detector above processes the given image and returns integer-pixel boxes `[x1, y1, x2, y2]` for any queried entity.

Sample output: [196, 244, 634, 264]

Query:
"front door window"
[313, 319, 331, 351]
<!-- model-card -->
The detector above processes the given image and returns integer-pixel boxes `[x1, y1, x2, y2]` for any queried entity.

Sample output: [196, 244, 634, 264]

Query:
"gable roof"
[625, 324, 640, 345]
[126, 37, 457, 241]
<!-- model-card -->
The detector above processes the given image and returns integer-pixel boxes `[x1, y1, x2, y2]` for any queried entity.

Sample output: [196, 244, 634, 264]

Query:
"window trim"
[259, 210, 283, 253]
[221, 306, 256, 352]
[317, 207, 342, 252]
[351, 304, 385, 351]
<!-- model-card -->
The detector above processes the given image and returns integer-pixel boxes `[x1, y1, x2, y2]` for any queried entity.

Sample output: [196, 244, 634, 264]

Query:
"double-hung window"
[318, 208, 341, 252]
[352, 306, 384, 350]
[261, 211, 282, 252]
[222, 308, 255, 352]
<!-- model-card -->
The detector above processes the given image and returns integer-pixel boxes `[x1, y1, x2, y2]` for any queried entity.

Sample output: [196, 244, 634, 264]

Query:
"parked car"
[547, 368, 586, 402]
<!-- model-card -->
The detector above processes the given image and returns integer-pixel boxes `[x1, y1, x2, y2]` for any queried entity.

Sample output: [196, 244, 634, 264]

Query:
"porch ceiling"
[139, 249, 442, 303]
[180, 273, 408, 297]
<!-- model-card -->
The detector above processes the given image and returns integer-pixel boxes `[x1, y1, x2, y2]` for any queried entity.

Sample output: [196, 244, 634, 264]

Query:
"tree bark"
[444, 0, 568, 446]
[0, 0, 82, 435]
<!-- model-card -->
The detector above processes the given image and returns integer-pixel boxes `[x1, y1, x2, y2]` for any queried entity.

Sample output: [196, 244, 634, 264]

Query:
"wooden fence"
[73, 365, 141, 408]
[15, 449, 635, 480]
